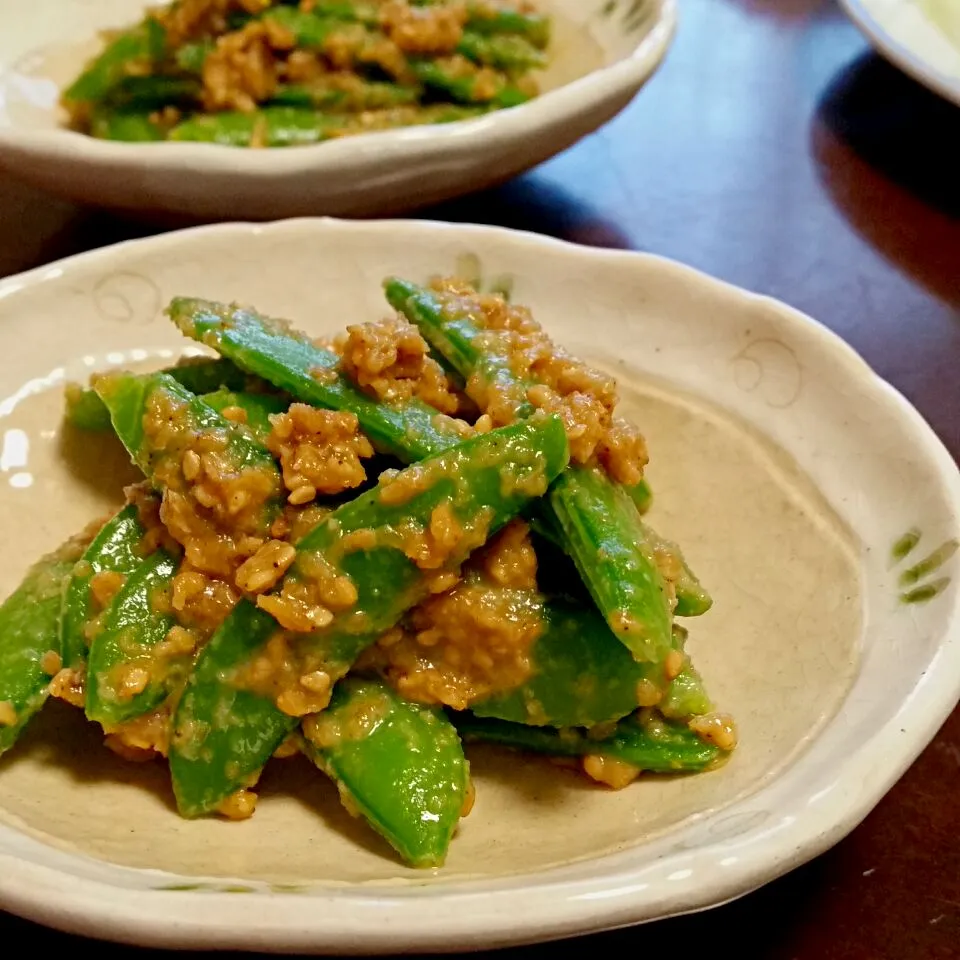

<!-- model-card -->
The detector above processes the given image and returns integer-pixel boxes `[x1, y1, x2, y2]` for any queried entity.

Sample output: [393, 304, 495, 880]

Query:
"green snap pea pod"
[276, 1, 378, 24]
[659, 653, 712, 719]
[89, 108, 164, 142]
[263, 7, 345, 47]
[64, 384, 118, 432]
[452, 710, 722, 773]
[386, 278, 536, 421]
[171, 104, 488, 145]
[381, 0, 551, 48]
[170, 601, 297, 818]
[94, 372, 283, 580]
[384, 278, 672, 663]
[471, 596, 710, 728]
[269, 80, 420, 111]
[65, 357, 250, 432]
[103, 76, 201, 109]
[516, 532, 713, 726]
[169, 415, 568, 816]
[175, 40, 213, 74]
[60, 504, 146, 670]
[384, 278, 661, 523]
[0, 532, 90, 756]
[642, 522, 712, 618]
[410, 59, 531, 107]
[465, 4, 551, 49]
[169, 108, 343, 147]
[167, 297, 465, 461]
[457, 31, 546, 71]
[629, 477, 653, 515]
[531, 486, 708, 618]
[84, 550, 181, 727]
[547, 466, 672, 662]
[301, 677, 468, 867]
[63, 19, 167, 106]
[407, 104, 491, 124]
[201, 389, 289, 444]
[271, 413, 568, 677]
[93, 371, 281, 498]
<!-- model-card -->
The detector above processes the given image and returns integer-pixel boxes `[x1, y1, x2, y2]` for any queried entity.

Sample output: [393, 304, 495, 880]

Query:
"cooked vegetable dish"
[0, 274, 735, 867]
[61, 1, 550, 146]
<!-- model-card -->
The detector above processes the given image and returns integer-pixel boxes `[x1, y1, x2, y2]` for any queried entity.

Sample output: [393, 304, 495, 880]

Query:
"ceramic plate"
[0, 219, 957, 953]
[841, 0, 960, 105]
[0, 0, 673, 220]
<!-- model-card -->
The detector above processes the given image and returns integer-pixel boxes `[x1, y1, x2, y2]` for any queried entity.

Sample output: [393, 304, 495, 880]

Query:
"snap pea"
[385, 279, 536, 421]
[65, 357, 250, 432]
[103, 75, 201, 109]
[266, 413, 568, 677]
[465, 4, 551, 49]
[263, 7, 345, 47]
[170, 104, 486, 146]
[60, 503, 147, 670]
[297, 0, 373, 18]
[547, 466, 672, 662]
[408, 0, 551, 47]
[170, 600, 297, 818]
[167, 297, 465, 461]
[453, 710, 722, 774]
[172, 294, 707, 644]
[301, 677, 468, 867]
[169, 107, 343, 147]
[93, 370, 281, 500]
[531, 486, 709, 619]
[457, 31, 546, 71]
[384, 278, 672, 662]
[0, 533, 90, 757]
[94, 371, 284, 578]
[201, 389, 289, 444]
[629, 477, 653, 515]
[63, 19, 167, 106]
[471, 597, 710, 728]
[169, 415, 568, 816]
[89, 108, 164, 142]
[269, 80, 420, 111]
[410, 59, 531, 107]
[175, 40, 213, 75]
[643, 522, 712, 618]
[85, 549, 181, 727]
[272, 1, 377, 25]
[382, 278, 661, 522]
[659, 653, 713, 719]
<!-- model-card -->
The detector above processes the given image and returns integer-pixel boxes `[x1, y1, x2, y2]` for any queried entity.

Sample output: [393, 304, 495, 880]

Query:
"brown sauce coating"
[266, 405, 374, 505]
[336, 317, 461, 416]
[369, 520, 543, 710]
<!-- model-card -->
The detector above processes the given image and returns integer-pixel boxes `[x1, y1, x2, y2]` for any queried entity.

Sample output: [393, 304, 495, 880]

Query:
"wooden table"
[1, 0, 958, 956]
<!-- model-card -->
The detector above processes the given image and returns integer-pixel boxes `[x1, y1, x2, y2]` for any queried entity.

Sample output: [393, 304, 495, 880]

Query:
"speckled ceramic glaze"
[0, 220, 956, 952]
[841, 0, 960, 105]
[0, 0, 674, 219]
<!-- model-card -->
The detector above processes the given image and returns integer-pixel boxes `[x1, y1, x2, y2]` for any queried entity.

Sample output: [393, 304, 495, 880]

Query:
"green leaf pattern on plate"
[597, 0, 658, 35]
[892, 529, 957, 604]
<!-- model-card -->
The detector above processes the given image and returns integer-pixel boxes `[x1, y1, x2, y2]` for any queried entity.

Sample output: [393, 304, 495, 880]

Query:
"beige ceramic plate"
[0, 0, 673, 219]
[0, 219, 957, 952]
[841, 0, 960, 105]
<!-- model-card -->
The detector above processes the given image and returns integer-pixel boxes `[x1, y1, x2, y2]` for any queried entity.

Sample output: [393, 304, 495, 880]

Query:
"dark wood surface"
[1, 0, 958, 956]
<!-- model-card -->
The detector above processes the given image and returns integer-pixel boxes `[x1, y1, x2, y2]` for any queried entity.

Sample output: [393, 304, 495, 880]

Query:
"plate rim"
[0, 217, 958, 953]
[840, 0, 960, 106]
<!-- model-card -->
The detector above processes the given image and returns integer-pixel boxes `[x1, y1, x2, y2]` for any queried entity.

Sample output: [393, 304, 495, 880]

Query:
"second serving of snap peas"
[0, 266, 736, 869]
[61, 1, 550, 146]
